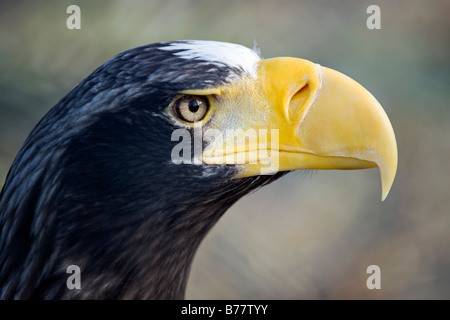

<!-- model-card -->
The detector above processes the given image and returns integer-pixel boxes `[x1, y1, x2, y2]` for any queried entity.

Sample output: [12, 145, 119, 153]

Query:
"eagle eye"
[172, 95, 209, 123]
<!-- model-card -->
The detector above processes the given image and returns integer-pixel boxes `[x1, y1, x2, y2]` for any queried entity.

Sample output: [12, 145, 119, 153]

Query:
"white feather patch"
[159, 40, 261, 78]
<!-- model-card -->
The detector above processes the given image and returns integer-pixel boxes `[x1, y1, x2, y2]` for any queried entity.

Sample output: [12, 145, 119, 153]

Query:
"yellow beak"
[202, 57, 398, 201]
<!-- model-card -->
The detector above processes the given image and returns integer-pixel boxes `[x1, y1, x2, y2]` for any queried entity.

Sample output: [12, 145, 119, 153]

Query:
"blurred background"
[0, 0, 449, 299]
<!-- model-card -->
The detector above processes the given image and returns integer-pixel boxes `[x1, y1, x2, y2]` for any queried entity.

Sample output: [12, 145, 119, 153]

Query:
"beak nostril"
[288, 84, 310, 121]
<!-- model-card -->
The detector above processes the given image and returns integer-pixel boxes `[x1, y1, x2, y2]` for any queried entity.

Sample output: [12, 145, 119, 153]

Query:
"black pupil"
[188, 100, 200, 113]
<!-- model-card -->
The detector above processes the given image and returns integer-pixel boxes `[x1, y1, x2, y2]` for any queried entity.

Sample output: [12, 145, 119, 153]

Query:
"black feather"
[0, 41, 286, 299]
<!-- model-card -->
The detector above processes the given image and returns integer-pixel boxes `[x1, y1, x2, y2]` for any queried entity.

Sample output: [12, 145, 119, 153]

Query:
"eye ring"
[172, 95, 210, 123]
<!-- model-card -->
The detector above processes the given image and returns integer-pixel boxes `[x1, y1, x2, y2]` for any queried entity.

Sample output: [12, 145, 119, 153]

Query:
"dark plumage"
[0, 41, 285, 299]
[0, 39, 397, 300]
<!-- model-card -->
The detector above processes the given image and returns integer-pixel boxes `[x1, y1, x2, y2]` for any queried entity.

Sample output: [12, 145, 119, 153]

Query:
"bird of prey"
[0, 40, 397, 299]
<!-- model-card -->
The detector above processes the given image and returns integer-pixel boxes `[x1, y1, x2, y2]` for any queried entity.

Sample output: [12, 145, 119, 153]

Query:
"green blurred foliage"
[0, 0, 449, 299]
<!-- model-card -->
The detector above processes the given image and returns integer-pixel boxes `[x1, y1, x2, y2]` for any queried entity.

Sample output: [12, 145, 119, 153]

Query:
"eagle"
[0, 40, 397, 299]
